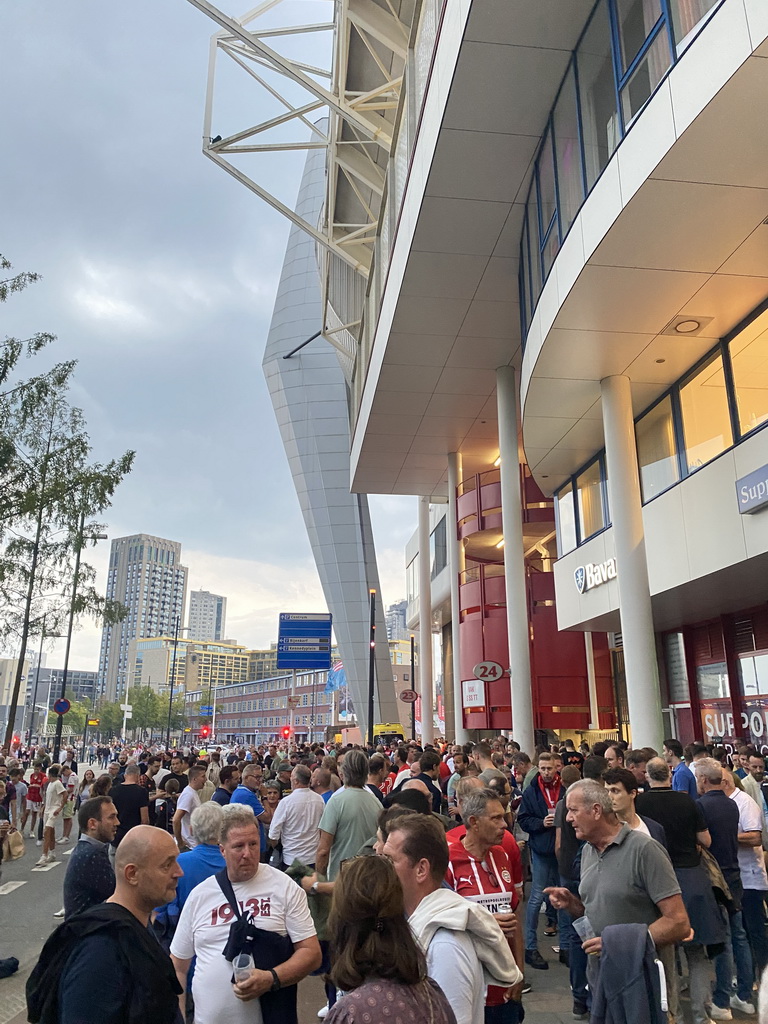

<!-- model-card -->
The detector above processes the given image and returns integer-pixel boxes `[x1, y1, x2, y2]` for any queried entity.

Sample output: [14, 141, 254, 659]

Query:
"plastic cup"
[233, 953, 254, 983]
[572, 915, 596, 942]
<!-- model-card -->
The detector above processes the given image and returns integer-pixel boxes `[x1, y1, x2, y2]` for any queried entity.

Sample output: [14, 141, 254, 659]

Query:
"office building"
[187, 589, 227, 641]
[98, 534, 188, 701]
[386, 600, 409, 642]
[0, 657, 30, 738]
[26, 667, 99, 709]
[187, 0, 768, 749]
[130, 636, 250, 695]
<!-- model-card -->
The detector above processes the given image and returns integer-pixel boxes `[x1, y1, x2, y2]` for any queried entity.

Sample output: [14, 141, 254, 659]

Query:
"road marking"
[62, 848, 73, 856]
[31, 861, 61, 872]
[0, 881, 26, 895]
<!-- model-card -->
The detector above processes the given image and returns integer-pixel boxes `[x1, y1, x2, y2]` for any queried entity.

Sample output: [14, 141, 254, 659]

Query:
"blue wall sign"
[736, 465, 768, 514]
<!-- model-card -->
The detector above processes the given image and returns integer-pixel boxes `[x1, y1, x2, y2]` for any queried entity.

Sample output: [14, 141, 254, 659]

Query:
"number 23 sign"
[473, 661, 505, 681]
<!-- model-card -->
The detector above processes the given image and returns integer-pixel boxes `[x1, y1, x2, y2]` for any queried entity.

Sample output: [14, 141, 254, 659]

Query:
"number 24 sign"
[473, 661, 505, 682]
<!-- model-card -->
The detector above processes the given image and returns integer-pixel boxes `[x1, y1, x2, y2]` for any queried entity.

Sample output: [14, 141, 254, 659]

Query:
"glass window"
[430, 517, 447, 580]
[556, 482, 577, 555]
[620, 30, 671, 125]
[730, 320, 768, 437]
[679, 351, 733, 472]
[664, 632, 690, 703]
[636, 395, 679, 500]
[669, 0, 720, 54]
[697, 662, 728, 700]
[739, 654, 768, 697]
[406, 556, 419, 604]
[537, 129, 557, 243]
[615, 0, 662, 71]
[577, 0, 620, 190]
[553, 64, 583, 237]
[526, 188, 542, 306]
[576, 460, 605, 539]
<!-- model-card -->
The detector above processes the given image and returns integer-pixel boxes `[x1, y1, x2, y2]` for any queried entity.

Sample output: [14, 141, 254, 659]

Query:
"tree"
[97, 701, 123, 738]
[126, 686, 163, 738]
[0, 258, 135, 748]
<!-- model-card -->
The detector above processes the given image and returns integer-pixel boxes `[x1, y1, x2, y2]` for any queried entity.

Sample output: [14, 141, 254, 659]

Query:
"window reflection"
[553, 65, 584, 237]
[621, 31, 671, 125]
[578, 0, 620, 190]
[697, 662, 729, 700]
[615, 0, 662, 70]
[576, 460, 605, 540]
[670, 0, 720, 54]
[556, 482, 577, 555]
[636, 395, 679, 501]
[679, 351, 732, 472]
[730, 319, 768, 438]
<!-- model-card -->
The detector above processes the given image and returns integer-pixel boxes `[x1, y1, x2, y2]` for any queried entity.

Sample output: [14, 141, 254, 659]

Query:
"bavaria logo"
[574, 558, 617, 593]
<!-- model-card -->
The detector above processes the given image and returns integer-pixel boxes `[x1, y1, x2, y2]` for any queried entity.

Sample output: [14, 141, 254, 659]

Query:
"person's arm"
[170, 955, 191, 1018]
[233, 936, 322, 1001]
[300, 872, 334, 895]
[696, 828, 711, 848]
[738, 829, 763, 847]
[140, 806, 149, 825]
[172, 807, 186, 848]
[544, 885, 584, 918]
[647, 894, 689, 948]
[55, 787, 67, 815]
[315, 829, 334, 876]
[555, 826, 561, 857]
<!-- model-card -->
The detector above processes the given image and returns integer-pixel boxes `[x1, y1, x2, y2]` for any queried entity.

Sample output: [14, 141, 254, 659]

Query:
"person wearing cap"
[275, 762, 293, 797]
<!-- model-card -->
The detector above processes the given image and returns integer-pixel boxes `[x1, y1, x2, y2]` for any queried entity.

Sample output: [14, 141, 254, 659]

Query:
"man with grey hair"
[171, 803, 321, 1023]
[546, 780, 688, 958]
[268, 764, 325, 869]
[316, 749, 379, 880]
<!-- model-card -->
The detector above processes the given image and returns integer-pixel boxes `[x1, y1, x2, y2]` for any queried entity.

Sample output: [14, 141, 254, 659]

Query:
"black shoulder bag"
[215, 869, 298, 1024]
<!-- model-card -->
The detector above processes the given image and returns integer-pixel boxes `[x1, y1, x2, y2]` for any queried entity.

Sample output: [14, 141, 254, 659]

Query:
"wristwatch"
[310, 880, 320, 894]
[269, 968, 281, 992]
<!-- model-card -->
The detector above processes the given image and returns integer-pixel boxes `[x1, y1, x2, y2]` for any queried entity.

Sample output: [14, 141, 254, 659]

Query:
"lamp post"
[367, 588, 376, 749]
[410, 633, 416, 741]
[53, 510, 107, 760]
[165, 618, 190, 749]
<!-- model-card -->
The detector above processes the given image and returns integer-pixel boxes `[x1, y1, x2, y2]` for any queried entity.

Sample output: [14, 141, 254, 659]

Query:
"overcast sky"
[1, 0, 416, 670]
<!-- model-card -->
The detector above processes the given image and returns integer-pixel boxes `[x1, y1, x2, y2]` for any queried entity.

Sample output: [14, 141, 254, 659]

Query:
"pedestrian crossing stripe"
[62, 848, 73, 856]
[31, 861, 61, 872]
[0, 881, 26, 895]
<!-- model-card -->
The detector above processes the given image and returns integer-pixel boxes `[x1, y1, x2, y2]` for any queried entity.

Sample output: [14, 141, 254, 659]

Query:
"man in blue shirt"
[211, 765, 241, 806]
[663, 738, 698, 800]
[229, 764, 269, 856]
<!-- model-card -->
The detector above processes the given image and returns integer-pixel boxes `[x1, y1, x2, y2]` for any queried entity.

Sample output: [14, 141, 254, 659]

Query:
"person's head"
[219, 765, 241, 793]
[604, 745, 624, 769]
[603, 767, 639, 820]
[721, 767, 737, 796]
[263, 780, 281, 807]
[452, 752, 469, 776]
[170, 755, 184, 774]
[341, 749, 369, 788]
[190, 800, 224, 846]
[113, 825, 182, 912]
[625, 749, 648, 785]
[329, 855, 424, 991]
[461, 787, 507, 852]
[454, 775, 485, 815]
[118, 753, 128, 765]
[123, 764, 140, 783]
[220, 805, 261, 881]
[511, 752, 531, 781]
[291, 764, 311, 789]
[187, 765, 207, 790]
[695, 757, 724, 795]
[374, 805, 418, 854]
[47, 764, 61, 780]
[384, 813, 450, 912]
[386, 788, 431, 815]
[147, 757, 162, 774]
[394, 746, 409, 769]
[164, 778, 180, 798]
[736, 746, 753, 770]
[81, 768, 95, 784]
[277, 761, 292, 780]
[663, 738, 684, 766]
[367, 755, 386, 783]
[690, 743, 709, 761]
[241, 764, 261, 791]
[560, 765, 581, 789]
[311, 766, 331, 793]
[646, 757, 671, 787]
[486, 773, 511, 808]
[565, 779, 616, 841]
[92, 774, 112, 796]
[583, 755, 608, 782]
[473, 741, 493, 767]
[418, 751, 440, 778]
[401, 777, 430, 800]
[9, 767, 22, 783]
[748, 754, 766, 782]
[107, 761, 121, 778]
[538, 752, 557, 782]
[78, 796, 119, 843]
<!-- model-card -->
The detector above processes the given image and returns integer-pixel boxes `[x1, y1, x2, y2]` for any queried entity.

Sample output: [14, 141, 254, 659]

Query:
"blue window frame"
[519, 0, 725, 338]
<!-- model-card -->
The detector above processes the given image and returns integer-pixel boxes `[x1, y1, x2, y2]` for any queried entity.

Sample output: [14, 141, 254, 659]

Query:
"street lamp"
[28, 616, 63, 744]
[165, 619, 190, 749]
[52, 511, 108, 760]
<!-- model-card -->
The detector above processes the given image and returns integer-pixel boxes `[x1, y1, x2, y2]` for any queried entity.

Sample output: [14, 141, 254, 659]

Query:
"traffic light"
[281, 725, 291, 740]
[200, 725, 210, 740]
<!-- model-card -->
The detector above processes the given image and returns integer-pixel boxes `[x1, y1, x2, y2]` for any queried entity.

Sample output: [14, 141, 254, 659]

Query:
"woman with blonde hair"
[326, 855, 456, 1024]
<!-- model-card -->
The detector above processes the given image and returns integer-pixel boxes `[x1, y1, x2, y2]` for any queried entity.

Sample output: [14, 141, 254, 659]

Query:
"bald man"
[27, 826, 184, 1024]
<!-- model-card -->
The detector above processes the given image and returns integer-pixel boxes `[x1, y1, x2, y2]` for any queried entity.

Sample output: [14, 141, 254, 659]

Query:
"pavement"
[0, 833, 600, 1024]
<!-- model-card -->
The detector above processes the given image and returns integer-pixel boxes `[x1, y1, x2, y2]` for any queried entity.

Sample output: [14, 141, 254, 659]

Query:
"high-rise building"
[98, 535, 188, 702]
[385, 600, 408, 643]
[187, 589, 227, 641]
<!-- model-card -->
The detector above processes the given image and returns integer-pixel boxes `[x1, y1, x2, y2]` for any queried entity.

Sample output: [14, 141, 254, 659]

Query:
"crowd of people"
[2, 734, 768, 1023]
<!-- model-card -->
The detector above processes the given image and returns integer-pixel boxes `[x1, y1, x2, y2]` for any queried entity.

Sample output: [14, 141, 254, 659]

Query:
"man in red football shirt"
[446, 786, 525, 1022]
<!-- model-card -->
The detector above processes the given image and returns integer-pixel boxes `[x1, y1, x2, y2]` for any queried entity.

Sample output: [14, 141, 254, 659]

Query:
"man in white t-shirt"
[37, 764, 67, 865]
[170, 804, 321, 1024]
[268, 765, 324, 868]
[173, 765, 206, 851]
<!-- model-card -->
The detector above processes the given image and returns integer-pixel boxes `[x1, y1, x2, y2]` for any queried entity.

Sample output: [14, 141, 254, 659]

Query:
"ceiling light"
[494, 456, 501, 467]
[675, 319, 700, 334]
[495, 538, 505, 549]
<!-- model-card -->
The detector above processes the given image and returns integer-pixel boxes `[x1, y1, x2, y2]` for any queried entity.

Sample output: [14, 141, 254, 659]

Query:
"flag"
[325, 661, 346, 694]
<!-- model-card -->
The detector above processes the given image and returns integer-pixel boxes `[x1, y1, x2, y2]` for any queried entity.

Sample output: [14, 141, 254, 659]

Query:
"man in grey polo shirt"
[546, 780, 689, 988]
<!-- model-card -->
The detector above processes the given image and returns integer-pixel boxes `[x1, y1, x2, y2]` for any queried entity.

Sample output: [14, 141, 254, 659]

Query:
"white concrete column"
[496, 366, 535, 756]
[601, 375, 664, 749]
[448, 453, 469, 744]
[584, 633, 599, 730]
[418, 495, 434, 744]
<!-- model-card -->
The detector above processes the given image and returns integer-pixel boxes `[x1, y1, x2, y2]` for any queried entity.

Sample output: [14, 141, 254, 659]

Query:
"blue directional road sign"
[199, 705, 213, 714]
[277, 612, 332, 671]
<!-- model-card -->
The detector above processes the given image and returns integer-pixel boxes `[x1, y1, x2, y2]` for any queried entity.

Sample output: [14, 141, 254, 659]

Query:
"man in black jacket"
[27, 825, 183, 1024]
[62, 796, 119, 920]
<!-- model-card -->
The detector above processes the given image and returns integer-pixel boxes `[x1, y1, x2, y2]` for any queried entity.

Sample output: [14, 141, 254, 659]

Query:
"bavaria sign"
[574, 557, 617, 594]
